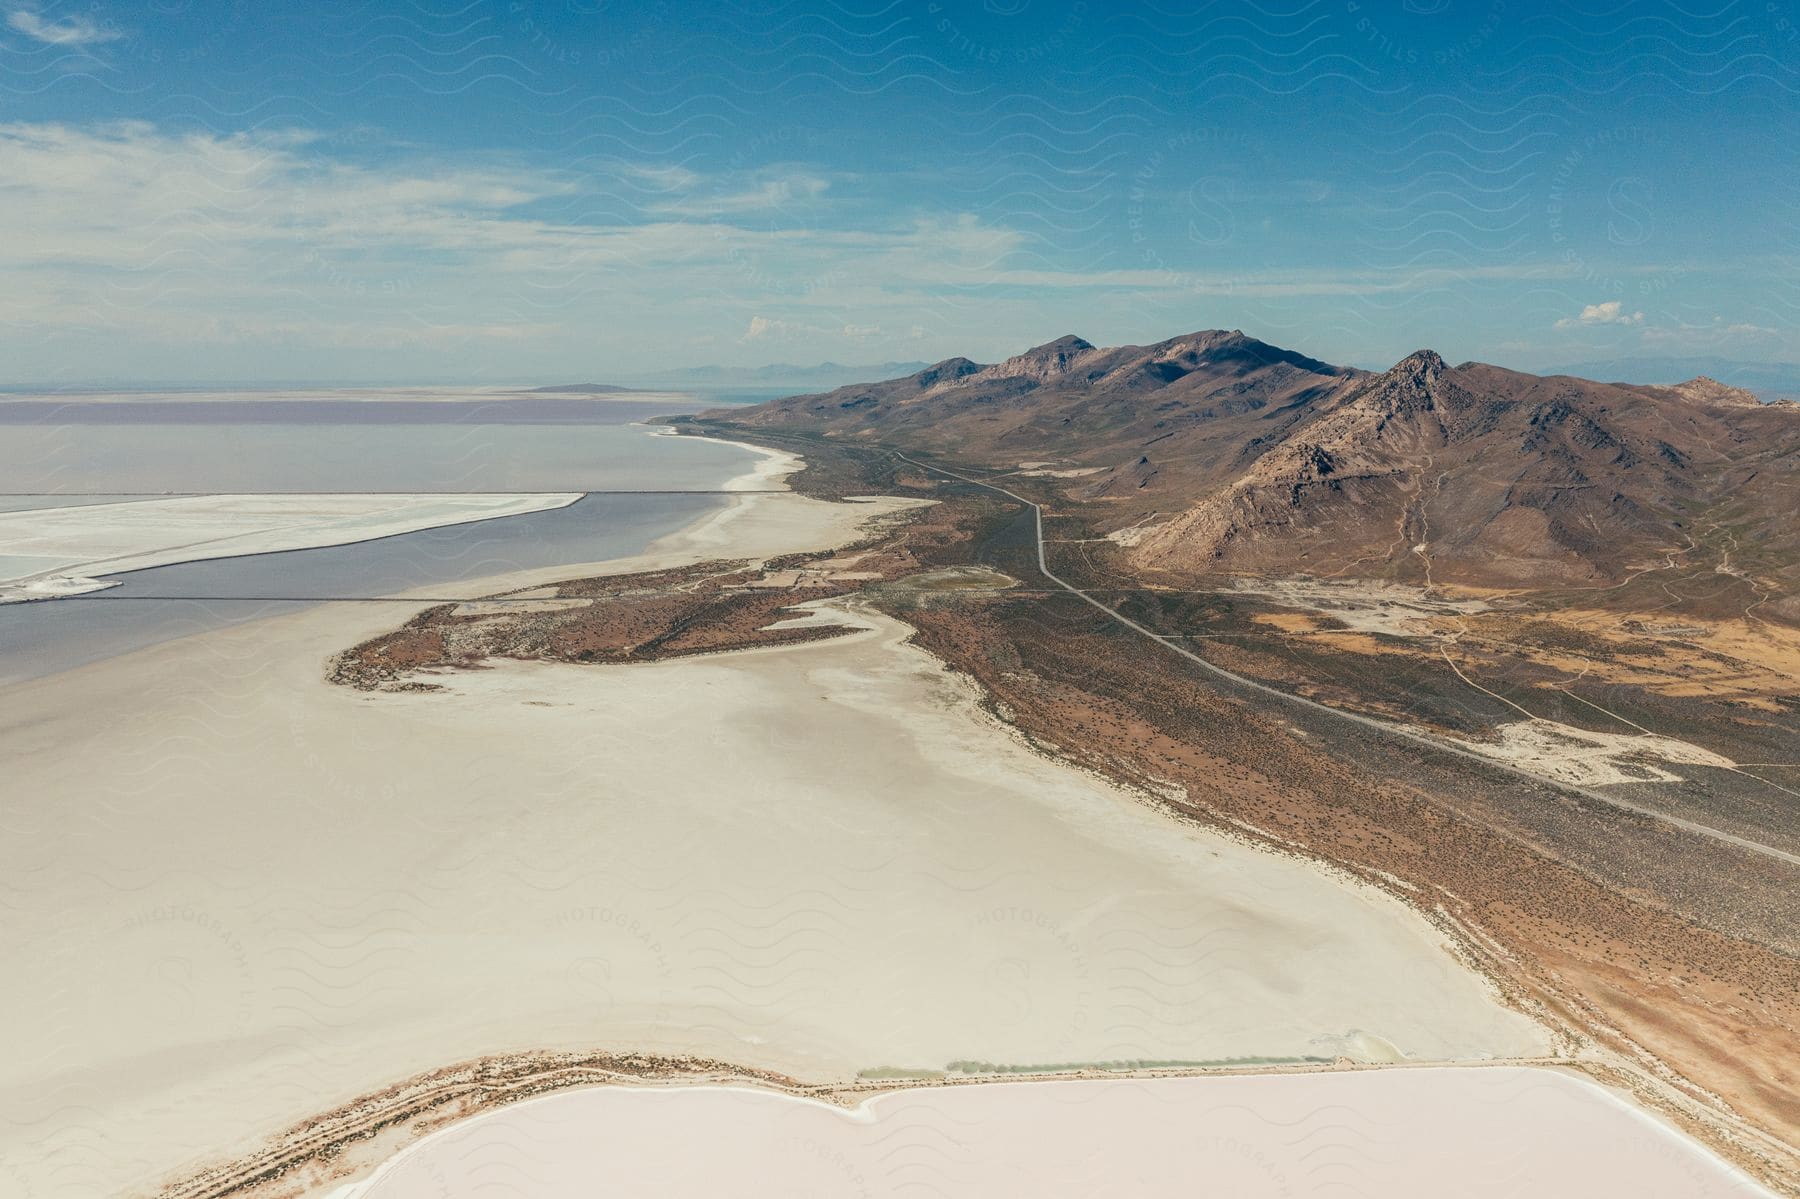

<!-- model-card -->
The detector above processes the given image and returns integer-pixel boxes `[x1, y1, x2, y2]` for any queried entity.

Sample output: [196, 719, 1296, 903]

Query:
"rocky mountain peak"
[979, 333, 1098, 385]
[1666, 376, 1762, 408]
[715, 327, 1800, 602]
[912, 357, 983, 389]
[1392, 348, 1447, 380]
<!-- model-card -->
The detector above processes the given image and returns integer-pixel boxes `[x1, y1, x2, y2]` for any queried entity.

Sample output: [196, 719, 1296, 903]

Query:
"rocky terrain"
[317, 442, 1800, 1192]
[329, 506, 976, 691]
[298, 350, 1800, 1193]
[724, 330, 1800, 615]
[682, 349, 1800, 1191]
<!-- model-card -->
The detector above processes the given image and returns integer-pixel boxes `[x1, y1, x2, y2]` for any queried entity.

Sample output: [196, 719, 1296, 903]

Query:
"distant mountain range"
[714, 330, 1800, 615]
[1543, 356, 1800, 400]
[629, 361, 931, 390]
[522, 383, 648, 394]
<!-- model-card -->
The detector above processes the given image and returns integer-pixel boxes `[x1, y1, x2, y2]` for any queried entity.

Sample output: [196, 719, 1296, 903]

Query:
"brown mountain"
[727, 329, 1365, 494]
[716, 330, 1800, 610]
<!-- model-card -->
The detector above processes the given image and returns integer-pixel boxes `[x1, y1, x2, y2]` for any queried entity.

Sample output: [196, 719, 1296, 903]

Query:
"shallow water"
[0, 412, 759, 683]
[0, 493, 727, 685]
[0, 416, 751, 493]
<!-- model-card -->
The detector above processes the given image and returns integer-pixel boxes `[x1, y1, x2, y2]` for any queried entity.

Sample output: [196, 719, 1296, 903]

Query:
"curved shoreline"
[342, 1066, 1775, 1199]
[158, 1052, 1773, 1199]
[0, 492, 587, 604]
[4, 433, 1777, 1199]
[0, 423, 775, 614]
[128, 467, 1544, 1198]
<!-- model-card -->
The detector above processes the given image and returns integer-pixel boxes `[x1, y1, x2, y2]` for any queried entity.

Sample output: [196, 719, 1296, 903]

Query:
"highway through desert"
[895, 452, 1800, 870]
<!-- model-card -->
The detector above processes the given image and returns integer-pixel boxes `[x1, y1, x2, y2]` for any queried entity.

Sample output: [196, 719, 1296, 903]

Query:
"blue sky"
[1, 0, 1796, 384]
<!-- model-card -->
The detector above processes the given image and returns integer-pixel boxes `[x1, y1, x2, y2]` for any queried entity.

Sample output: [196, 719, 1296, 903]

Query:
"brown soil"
[308, 431, 1797, 1193]
[328, 505, 987, 692]
[709, 426, 1799, 1190]
[155, 1051, 805, 1199]
[895, 594, 1800, 1190]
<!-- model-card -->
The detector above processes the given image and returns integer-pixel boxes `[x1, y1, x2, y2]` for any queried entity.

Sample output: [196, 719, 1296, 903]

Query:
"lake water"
[0, 400, 761, 684]
[0, 401, 754, 493]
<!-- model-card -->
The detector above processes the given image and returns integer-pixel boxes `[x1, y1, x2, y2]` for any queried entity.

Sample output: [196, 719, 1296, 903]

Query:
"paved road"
[897, 453, 1800, 870]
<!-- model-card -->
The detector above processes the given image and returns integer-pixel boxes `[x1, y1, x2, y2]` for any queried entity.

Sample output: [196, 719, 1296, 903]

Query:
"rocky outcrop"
[716, 329, 1800, 592]
[944, 334, 1095, 389]
[1662, 376, 1764, 408]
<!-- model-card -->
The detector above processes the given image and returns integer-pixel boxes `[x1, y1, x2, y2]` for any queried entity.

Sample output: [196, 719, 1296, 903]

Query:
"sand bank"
[0, 445, 1549, 1198]
[0, 492, 582, 601]
[644, 425, 800, 491]
[338, 1069, 1772, 1199]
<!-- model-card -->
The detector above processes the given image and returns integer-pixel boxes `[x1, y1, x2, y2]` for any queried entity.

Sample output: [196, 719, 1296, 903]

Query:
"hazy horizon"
[5, 341, 1798, 395]
[3, 2, 1795, 385]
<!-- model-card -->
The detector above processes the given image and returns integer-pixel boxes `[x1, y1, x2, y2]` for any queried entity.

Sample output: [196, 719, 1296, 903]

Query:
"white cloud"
[739, 316, 839, 343]
[1555, 299, 1644, 329]
[7, 7, 121, 45]
[619, 163, 701, 192]
[0, 123, 1054, 371]
[4, 120, 1755, 382]
[651, 171, 831, 217]
[740, 317, 887, 345]
[740, 315, 787, 341]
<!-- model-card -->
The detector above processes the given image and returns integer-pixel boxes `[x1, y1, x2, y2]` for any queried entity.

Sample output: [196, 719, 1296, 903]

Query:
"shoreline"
[0, 428, 784, 686]
[130, 458, 1527, 1191]
[657, 424, 1800, 1195]
[643, 423, 802, 492]
[346, 429, 871, 611]
[2, 444, 951, 1199]
[0, 491, 585, 604]
[0, 422, 777, 620]
[323, 1064, 1776, 1199]
[3, 430, 1771, 1195]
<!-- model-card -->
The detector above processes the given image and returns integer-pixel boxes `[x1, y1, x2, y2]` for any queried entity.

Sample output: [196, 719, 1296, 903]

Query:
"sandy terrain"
[1224, 582, 1800, 712]
[1013, 465, 1108, 478]
[0, 492, 582, 601]
[1452, 718, 1738, 786]
[1471, 607, 1800, 707]
[1230, 577, 1495, 638]
[338, 1070, 1772, 1199]
[0, 448, 1550, 1198]
[646, 425, 799, 490]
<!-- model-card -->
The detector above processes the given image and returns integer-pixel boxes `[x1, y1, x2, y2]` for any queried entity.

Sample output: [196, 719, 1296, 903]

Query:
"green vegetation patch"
[855, 1066, 949, 1081]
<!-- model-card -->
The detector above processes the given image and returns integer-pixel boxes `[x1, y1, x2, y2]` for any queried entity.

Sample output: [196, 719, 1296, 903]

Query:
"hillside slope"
[714, 330, 1800, 609]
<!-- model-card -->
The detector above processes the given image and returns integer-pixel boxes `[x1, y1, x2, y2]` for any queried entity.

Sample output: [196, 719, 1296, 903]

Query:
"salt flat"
[341, 1070, 1771, 1199]
[0, 492, 581, 601]
[0, 460, 1550, 1198]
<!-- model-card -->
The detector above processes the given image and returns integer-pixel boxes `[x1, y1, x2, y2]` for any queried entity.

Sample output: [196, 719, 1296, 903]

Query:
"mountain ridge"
[1543, 355, 1800, 400]
[711, 329, 1800, 611]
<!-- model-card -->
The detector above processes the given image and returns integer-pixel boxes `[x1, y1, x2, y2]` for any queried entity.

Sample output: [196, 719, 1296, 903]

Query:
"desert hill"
[714, 330, 1800, 610]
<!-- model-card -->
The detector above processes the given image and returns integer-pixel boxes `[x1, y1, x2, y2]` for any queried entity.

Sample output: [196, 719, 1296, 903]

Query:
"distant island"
[522, 366, 940, 392]
[521, 383, 650, 394]
[630, 361, 932, 390]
